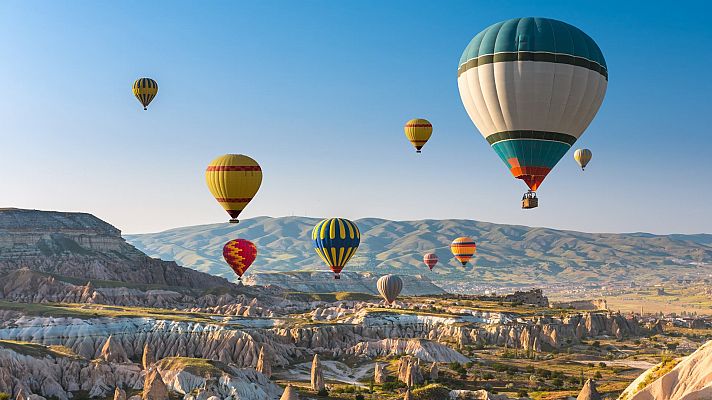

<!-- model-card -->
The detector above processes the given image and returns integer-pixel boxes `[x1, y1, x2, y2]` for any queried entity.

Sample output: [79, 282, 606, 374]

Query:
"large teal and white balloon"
[457, 18, 607, 192]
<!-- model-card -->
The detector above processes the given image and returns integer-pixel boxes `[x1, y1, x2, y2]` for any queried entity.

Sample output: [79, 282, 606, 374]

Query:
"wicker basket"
[522, 197, 538, 209]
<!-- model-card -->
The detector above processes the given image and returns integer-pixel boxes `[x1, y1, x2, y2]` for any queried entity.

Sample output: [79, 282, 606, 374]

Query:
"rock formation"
[398, 356, 423, 387]
[256, 346, 271, 378]
[620, 339, 712, 399]
[374, 363, 387, 384]
[429, 362, 439, 381]
[142, 369, 169, 400]
[280, 385, 299, 400]
[114, 387, 127, 400]
[101, 335, 129, 363]
[141, 344, 154, 370]
[577, 379, 601, 400]
[310, 354, 325, 392]
[0, 209, 234, 290]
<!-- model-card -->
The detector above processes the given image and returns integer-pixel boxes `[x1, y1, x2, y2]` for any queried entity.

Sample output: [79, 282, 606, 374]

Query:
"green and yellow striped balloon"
[132, 78, 158, 110]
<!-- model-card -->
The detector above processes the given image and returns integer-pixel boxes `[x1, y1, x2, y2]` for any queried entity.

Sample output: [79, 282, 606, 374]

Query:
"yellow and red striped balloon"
[205, 154, 262, 223]
[404, 118, 433, 153]
[450, 237, 476, 266]
[223, 239, 257, 280]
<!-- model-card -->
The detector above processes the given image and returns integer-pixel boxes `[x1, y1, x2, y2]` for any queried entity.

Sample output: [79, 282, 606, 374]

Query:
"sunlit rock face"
[621, 340, 712, 400]
[0, 208, 233, 290]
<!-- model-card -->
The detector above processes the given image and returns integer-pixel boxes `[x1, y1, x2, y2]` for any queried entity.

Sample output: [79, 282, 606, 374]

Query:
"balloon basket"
[522, 191, 538, 209]
[334, 274, 341, 280]
[229, 219, 239, 224]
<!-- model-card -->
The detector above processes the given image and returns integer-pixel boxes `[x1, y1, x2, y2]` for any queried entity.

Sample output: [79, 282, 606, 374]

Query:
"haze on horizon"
[1, 0, 710, 235]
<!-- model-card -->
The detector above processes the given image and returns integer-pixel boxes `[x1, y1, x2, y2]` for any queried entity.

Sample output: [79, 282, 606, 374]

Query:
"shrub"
[355, 395, 365, 400]
[517, 390, 529, 398]
[317, 388, 329, 396]
[0, 394, 9, 400]
[552, 378, 564, 388]
[594, 371, 603, 379]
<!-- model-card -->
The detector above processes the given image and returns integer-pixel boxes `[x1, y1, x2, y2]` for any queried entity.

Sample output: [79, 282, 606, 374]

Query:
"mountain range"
[126, 216, 712, 287]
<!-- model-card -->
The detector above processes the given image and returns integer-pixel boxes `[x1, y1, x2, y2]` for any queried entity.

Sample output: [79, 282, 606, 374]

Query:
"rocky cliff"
[619, 340, 712, 400]
[0, 209, 234, 290]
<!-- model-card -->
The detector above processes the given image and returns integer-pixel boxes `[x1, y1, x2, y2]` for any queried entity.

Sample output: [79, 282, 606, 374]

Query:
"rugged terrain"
[125, 216, 712, 288]
[0, 209, 710, 400]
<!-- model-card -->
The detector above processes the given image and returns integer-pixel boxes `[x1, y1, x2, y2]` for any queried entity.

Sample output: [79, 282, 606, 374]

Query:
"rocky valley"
[0, 209, 710, 400]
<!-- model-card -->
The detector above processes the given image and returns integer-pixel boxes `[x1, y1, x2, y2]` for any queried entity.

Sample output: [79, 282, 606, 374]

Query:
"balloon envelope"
[423, 253, 438, 270]
[377, 274, 403, 304]
[404, 118, 433, 153]
[457, 17, 607, 191]
[223, 239, 257, 280]
[205, 154, 263, 223]
[132, 78, 158, 110]
[574, 149, 593, 170]
[312, 218, 360, 279]
[451, 237, 476, 266]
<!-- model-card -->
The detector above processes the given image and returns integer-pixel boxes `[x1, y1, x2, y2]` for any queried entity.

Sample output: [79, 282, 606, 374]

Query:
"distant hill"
[125, 216, 712, 287]
[0, 208, 236, 291]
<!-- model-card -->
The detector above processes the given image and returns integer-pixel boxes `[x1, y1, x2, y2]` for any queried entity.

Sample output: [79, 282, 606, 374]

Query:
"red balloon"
[423, 253, 438, 271]
[223, 239, 257, 280]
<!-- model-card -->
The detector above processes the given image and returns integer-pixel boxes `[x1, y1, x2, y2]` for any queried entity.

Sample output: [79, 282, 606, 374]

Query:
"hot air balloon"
[312, 218, 360, 279]
[132, 78, 158, 110]
[223, 239, 257, 280]
[451, 237, 476, 267]
[205, 154, 262, 223]
[574, 149, 593, 171]
[457, 18, 608, 209]
[404, 118, 433, 153]
[377, 274, 403, 305]
[423, 253, 438, 271]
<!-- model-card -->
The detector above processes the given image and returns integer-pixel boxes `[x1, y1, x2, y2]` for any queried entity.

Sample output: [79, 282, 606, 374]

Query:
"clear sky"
[1, 1, 710, 235]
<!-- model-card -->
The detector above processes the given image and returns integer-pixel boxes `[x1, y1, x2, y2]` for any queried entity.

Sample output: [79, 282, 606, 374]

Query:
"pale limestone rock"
[141, 344, 153, 370]
[374, 363, 388, 384]
[429, 362, 439, 381]
[576, 379, 601, 400]
[280, 384, 299, 400]
[310, 354, 325, 392]
[142, 369, 169, 400]
[256, 346, 271, 378]
[101, 335, 129, 363]
[114, 387, 127, 400]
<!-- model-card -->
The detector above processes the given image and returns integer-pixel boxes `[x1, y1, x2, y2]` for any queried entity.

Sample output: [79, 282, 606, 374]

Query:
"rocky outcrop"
[429, 362, 439, 381]
[398, 356, 423, 387]
[0, 343, 142, 399]
[142, 369, 168, 400]
[404, 389, 412, 400]
[114, 387, 127, 400]
[348, 338, 469, 363]
[620, 340, 712, 400]
[0, 209, 234, 290]
[449, 390, 518, 399]
[374, 363, 387, 384]
[256, 346, 271, 378]
[310, 354, 324, 392]
[101, 335, 129, 363]
[156, 357, 281, 400]
[141, 344, 153, 370]
[577, 379, 601, 400]
[280, 385, 298, 400]
[552, 299, 608, 311]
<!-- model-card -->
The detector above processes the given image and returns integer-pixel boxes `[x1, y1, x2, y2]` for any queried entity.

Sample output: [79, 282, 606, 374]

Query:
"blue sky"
[0, 1, 710, 234]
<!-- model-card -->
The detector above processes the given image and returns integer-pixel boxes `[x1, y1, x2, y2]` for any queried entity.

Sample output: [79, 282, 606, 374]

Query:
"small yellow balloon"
[205, 154, 262, 223]
[574, 148, 593, 171]
[404, 118, 433, 153]
[132, 78, 158, 110]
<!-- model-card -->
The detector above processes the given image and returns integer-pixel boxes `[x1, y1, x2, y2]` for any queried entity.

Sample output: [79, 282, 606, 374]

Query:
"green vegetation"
[156, 357, 228, 376]
[0, 301, 216, 323]
[0, 340, 80, 359]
